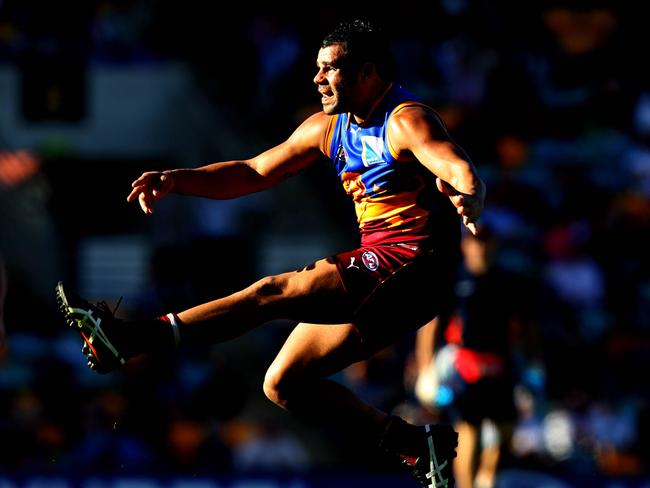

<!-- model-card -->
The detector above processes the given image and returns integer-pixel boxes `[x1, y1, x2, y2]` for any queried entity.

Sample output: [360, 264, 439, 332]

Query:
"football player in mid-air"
[57, 19, 485, 488]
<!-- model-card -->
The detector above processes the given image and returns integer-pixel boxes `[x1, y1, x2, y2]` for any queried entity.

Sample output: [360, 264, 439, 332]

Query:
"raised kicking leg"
[55, 257, 349, 372]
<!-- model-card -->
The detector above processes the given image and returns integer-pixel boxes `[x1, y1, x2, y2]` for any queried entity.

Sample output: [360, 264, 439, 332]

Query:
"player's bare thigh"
[178, 256, 351, 325]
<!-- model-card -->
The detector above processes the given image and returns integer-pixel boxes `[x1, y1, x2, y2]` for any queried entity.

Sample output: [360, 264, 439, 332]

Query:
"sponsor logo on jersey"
[361, 251, 379, 271]
[361, 135, 385, 166]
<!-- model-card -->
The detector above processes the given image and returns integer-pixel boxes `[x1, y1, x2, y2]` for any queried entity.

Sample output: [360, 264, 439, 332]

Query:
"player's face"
[314, 44, 356, 115]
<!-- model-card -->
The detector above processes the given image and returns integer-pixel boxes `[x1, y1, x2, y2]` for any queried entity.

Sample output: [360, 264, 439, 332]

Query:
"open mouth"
[319, 88, 334, 103]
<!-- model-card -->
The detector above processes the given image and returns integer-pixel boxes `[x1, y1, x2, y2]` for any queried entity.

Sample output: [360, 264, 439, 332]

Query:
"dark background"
[1, 1, 649, 485]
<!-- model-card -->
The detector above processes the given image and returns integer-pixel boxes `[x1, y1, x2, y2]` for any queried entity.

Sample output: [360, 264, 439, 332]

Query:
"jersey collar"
[346, 82, 394, 130]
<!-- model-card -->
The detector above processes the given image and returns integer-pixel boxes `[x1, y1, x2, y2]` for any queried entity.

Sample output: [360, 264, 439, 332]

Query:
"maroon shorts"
[333, 244, 457, 341]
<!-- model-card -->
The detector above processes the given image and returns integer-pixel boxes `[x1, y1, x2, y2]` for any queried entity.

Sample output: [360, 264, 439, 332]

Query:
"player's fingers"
[462, 214, 481, 235]
[126, 186, 143, 202]
[130, 178, 148, 190]
[465, 220, 478, 236]
[138, 192, 153, 214]
[452, 194, 465, 207]
[131, 171, 157, 188]
[138, 192, 147, 213]
[129, 174, 156, 201]
[437, 177, 463, 196]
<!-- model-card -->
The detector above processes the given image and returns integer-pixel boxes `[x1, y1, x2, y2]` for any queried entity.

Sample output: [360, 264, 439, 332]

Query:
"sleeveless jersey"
[321, 84, 459, 252]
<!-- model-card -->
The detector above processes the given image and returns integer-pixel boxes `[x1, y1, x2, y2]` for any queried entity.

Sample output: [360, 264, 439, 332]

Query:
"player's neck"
[351, 80, 393, 127]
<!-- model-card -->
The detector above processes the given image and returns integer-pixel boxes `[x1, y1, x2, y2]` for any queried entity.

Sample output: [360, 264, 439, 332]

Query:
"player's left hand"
[436, 177, 485, 235]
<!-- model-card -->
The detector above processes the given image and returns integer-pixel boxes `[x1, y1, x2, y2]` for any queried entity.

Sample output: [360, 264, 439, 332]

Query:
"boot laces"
[94, 296, 122, 317]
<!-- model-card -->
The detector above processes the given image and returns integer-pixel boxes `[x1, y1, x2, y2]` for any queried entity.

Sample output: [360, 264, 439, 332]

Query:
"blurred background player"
[414, 226, 545, 488]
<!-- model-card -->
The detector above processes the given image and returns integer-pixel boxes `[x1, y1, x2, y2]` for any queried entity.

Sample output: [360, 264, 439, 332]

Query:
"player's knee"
[263, 364, 294, 408]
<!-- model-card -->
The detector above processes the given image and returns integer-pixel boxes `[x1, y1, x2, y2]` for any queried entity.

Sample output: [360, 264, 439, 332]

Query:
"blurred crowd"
[1, 0, 649, 484]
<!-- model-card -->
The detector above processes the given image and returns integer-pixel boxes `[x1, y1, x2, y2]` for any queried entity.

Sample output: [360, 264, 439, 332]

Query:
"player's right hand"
[126, 171, 174, 214]
[435, 177, 484, 235]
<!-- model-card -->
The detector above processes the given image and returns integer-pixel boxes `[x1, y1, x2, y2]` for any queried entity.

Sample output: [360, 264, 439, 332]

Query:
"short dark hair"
[321, 19, 397, 81]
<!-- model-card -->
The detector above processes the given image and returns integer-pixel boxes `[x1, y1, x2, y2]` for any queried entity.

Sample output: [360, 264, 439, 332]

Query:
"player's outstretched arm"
[388, 106, 486, 234]
[126, 112, 330, 214]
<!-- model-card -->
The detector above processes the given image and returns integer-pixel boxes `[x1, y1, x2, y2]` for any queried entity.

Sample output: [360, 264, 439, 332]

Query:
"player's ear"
[359, 62, 376, 80]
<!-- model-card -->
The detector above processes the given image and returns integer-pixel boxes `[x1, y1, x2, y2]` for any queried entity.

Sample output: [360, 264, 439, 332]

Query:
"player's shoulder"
[293, 111, 335, 136]
[288, 111, 338, 152]
[390, 102, 444, 128]
[388, 102, 449, 144]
